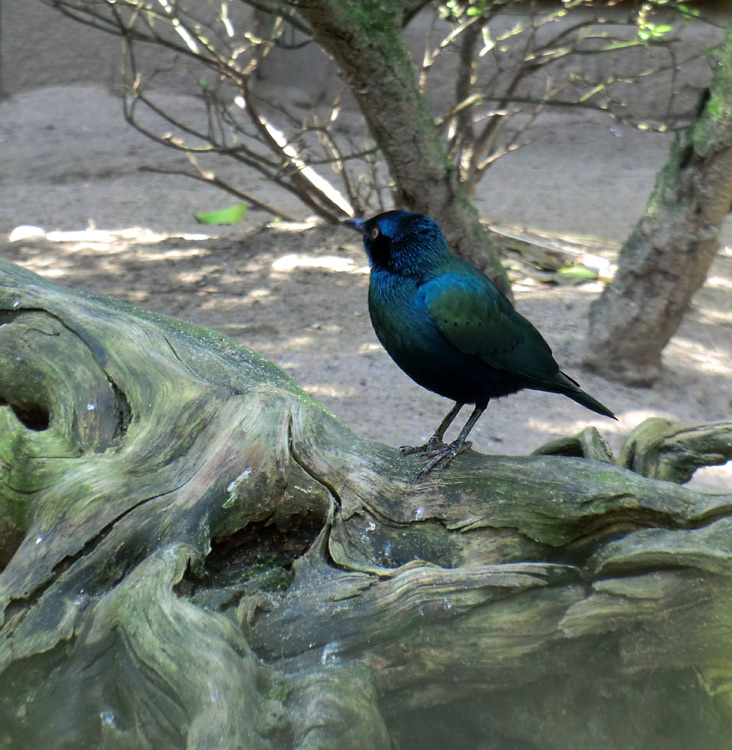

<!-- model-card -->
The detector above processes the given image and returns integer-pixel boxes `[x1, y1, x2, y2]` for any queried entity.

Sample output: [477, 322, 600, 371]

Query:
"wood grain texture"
[0, 259, 730, 749]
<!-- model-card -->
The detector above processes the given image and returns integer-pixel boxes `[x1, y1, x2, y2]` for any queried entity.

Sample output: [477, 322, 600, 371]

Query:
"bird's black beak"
[342, 217, 366, 235]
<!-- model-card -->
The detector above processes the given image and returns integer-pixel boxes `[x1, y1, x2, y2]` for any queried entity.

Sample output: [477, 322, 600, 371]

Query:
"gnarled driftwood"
[0, 258, 731, 749]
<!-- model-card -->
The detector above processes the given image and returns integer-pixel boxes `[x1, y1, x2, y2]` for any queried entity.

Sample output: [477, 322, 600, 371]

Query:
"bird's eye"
[371, 227, 380, 240]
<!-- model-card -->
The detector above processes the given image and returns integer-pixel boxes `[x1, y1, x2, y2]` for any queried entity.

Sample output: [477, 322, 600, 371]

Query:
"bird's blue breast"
[368, 268, 520, 404]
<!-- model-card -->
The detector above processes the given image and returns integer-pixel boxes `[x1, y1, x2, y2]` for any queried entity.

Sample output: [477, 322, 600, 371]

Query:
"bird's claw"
[415, 440, 472, 478]
[400, 436, 446, 457]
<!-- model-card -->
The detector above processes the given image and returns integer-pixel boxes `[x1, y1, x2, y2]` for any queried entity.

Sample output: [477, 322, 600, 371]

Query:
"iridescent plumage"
[345, 210, 615, 475]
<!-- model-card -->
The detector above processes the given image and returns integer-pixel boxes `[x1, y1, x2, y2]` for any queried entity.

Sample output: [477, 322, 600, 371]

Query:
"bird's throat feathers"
[362, 211, 450, 278]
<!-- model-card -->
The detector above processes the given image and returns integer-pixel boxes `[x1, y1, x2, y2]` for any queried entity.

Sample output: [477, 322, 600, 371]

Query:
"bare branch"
[138, 162, 299, 221]
[38, 0, 722, 225]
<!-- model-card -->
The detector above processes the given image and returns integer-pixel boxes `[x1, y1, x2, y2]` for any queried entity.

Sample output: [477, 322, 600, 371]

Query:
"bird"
[344, 210, 615, 477]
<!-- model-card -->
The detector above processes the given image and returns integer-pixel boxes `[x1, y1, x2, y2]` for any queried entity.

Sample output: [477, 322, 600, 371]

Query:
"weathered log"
[0, 258, 731, 749]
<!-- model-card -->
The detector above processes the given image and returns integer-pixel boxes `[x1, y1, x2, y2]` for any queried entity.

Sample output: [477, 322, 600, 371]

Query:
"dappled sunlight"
[259, 220, 322, 233]
[524, 413, 625, 442]
[3, 220, 729, 491]
[247, 288, 270, 299]
[302, 383, 360, 399]
[706, 274, 732, 292]
[175, 269, 211, 285]
[358, 342, 384, 355]
[621, 408, 674, 426]
[140, 247, 210, 262]
[237, 261, 267, 274]
[10, 226, 164, 245]
[692, 303, 732, 327]
[668, 336, 731, 376]
[12, 226, 211, 252]
[6, 226, 216, 283]
[271, 253, 367, 275]
[14, 255, 67, 279]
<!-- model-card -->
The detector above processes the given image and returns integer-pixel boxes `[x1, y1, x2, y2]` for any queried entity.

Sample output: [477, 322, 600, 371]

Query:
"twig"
[138, 164, 299, 222]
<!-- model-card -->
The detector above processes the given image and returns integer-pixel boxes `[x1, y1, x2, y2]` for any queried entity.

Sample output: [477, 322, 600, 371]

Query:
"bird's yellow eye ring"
[371, 227, 380, 240]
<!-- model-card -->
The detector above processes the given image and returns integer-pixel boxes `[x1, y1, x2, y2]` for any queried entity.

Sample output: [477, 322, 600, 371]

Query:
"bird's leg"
[416, 404, 485, 477]
[400, 402, 464, 457]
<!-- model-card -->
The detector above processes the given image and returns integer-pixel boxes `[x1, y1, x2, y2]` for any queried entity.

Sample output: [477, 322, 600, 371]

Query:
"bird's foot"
[415, 440, 472, 478]
[400, 436, 446, 457]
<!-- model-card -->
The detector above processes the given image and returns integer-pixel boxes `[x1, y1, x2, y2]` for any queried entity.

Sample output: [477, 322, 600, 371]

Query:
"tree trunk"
[583, 18, 732, 385]
[291, 0, 511, 294]
[1, 259, 732, 749]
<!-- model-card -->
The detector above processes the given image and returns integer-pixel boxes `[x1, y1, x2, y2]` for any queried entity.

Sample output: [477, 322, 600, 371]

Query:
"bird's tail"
[553, 371, 617, 420]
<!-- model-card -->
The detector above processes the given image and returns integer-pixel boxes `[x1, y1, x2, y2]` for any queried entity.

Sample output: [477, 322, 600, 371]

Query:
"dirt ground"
[1, 85, 730, 491]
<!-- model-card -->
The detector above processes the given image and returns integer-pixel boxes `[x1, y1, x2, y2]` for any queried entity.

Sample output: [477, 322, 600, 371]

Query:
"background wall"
[1, 0, 125, 95]
[2, 0, 729, 116]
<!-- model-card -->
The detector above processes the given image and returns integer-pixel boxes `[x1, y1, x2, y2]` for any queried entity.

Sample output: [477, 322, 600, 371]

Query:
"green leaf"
[557, 265, 598, 281]
[678, 4, 701, 17]
[194, 202, 248, 225]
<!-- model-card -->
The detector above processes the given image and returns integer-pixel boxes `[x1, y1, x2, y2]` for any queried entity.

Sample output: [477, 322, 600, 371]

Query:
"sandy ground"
[1, 85, 730, 491]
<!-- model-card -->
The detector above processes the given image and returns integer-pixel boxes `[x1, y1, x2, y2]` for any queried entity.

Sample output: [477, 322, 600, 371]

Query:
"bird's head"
[343, 210, 450, 276]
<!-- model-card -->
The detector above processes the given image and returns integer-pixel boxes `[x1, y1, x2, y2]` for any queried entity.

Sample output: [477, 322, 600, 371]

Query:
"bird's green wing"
[422, 268, 560, 381]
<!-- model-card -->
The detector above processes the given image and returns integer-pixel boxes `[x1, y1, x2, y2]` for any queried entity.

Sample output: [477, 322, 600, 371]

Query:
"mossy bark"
[584, 18, 732, 385]
[1, 259, 731, 749]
